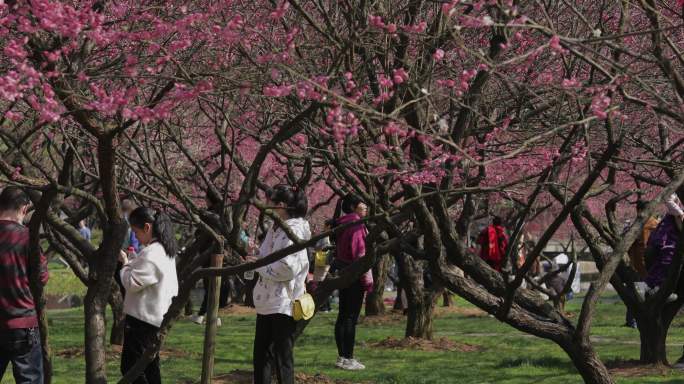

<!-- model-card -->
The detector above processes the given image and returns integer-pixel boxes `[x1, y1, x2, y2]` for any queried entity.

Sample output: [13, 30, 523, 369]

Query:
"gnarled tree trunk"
[405, 292, 438, 339]
[85, 290, 108, 384]
[397, 252, 440, 339]
[109, 288, 125, 346]
[365, 253, 390, 316]
[442, 290, 453, 307]
[562, 338, 615, 384]
[634, 299, 683, 364]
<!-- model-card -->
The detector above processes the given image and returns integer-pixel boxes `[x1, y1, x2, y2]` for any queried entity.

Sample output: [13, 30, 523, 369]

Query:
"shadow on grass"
[497, 356, 576, 372]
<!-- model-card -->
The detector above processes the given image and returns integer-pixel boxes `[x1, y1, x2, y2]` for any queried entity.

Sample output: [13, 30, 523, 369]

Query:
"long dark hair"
[129, 207, 178, 257]
[333, 193, 362, 222]
[267, 184, 308, 218]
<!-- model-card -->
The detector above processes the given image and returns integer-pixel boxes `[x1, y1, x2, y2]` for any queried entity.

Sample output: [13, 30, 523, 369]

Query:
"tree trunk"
[394, 286, 405, 310]
[405, 294, 436, 339]
[442, 290, 453, 307]
[639, 321, 668, 364]
[564, 339, 615, 384]
[185, 296, 195, 316]
[37, 298, 53, 384]
[397, 253, 438, 339]
[84, 291, 108, 384]
[634, 302, 681, 365]
[243, 275, 256, 307]
[365, 253, 390, 316]
[108, 289, 125, 346]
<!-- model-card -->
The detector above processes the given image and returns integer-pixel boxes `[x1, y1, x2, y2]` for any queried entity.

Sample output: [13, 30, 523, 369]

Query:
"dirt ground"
[359, 304, 488, 327]
[605, 359, 673, 377]
[358, 310, 405, 326]
[434, 305, 488, 318]
[208, 370, 366, 384]
[368, 336, 483, 353]
[218, 304, 257, 316]
[55, 344, 190, 360]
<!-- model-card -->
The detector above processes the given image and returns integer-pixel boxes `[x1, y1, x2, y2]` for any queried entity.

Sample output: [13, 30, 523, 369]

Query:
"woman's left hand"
[244, 256, 258, 263]
[118, 250, 128, 264]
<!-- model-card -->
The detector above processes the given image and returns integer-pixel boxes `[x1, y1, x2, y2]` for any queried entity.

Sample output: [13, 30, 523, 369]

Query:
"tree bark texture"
[109, 289, 125, 346]
[562, 339, 615, 384]
[397, 253, 439, 339]
[84, 293, 108, 384]
[365, 253, 390, 316]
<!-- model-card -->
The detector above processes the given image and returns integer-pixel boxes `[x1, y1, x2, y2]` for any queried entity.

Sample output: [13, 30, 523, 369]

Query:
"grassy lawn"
[44, 261, 87, 297]
[12, 293, 684, 383]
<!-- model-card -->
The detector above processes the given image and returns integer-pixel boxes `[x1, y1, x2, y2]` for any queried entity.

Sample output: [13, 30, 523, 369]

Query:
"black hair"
[129, 207, 178, 257]
[266, 184, 308, 218]
[492, 216, 502, 226]
[0, 186, 30, 212]
[332, 193, 363, 224]
[341, 194, 362, 214]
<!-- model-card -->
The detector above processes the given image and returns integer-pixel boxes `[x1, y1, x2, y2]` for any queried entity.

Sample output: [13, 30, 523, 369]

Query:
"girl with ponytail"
[119, 207, 179, 384]
[331, 193, 371, 371]
[245, 184, 311, 384]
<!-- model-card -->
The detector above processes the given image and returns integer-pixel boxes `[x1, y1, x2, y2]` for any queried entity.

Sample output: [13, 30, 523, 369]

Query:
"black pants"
[0, 327, 43, 384]
[335, 280, 365, 358]
[121, 316, 161, 384]
[320, 295, 332, 311]
[198, 277, 231, 316]
[253, 313, 296, 384]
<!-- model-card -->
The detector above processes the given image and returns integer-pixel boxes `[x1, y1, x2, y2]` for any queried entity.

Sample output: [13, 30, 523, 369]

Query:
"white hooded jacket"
[253, 217, 310, 316]
[120, 242, 178, 327]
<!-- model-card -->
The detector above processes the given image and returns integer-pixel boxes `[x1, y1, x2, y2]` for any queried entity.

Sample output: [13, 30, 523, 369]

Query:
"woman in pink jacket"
[332, 194, 373, 370]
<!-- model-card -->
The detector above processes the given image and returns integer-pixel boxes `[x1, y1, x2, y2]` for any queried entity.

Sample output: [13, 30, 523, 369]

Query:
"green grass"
[44, 261, 87, 297]
[10, 295, 684, 383]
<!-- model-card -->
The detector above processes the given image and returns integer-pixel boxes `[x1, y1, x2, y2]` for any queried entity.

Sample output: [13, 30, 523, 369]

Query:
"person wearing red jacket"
[0, 186, 49, 383]
[331, 194, 372, 371]
[477, 216, 509, 272]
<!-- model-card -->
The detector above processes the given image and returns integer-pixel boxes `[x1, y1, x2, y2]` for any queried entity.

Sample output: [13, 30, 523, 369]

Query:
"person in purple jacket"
[644, 194, 684, 302]
[331, 194, 373, 371]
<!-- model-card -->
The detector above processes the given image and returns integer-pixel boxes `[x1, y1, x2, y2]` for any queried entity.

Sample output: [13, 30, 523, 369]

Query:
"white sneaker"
[340, 358, 365, 370]
[335, 356, 346, 368]
[191, 314, 205, 325]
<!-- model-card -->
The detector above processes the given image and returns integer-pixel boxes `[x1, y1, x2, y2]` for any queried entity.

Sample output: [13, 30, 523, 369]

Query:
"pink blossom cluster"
[399, 168, 446, 185]
[383, 121, 408, 137]
[269, 2, 290, 20]
[392, 68, 409, 84]
[295, 75, 329, 102]
[341, 72, 367, 102]
[401, 21, 427, 33]
[263, 84, 294, 97]
[435, 68, 478, 96]
[433, 49, 445, 61]
[591, 93, 611, 120]
[442, 0, 461, 15]
[549, 35, 568, 55]
[570, 142, 587, 163]
[325, 105, 362, 144]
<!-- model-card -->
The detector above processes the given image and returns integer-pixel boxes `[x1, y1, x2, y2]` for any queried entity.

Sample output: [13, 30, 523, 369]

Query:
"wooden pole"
[200, 252, 224, 384]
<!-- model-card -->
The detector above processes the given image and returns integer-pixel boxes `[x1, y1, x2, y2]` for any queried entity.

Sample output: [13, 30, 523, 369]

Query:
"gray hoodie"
[253, 217, 311, 316]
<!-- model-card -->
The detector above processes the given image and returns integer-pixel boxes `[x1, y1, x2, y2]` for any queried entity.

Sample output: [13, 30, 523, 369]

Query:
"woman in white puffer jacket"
[245, 184, 310, 384]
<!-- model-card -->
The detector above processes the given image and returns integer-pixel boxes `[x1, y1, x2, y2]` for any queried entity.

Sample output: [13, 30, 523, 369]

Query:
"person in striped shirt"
[0, 186, 49, 383]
